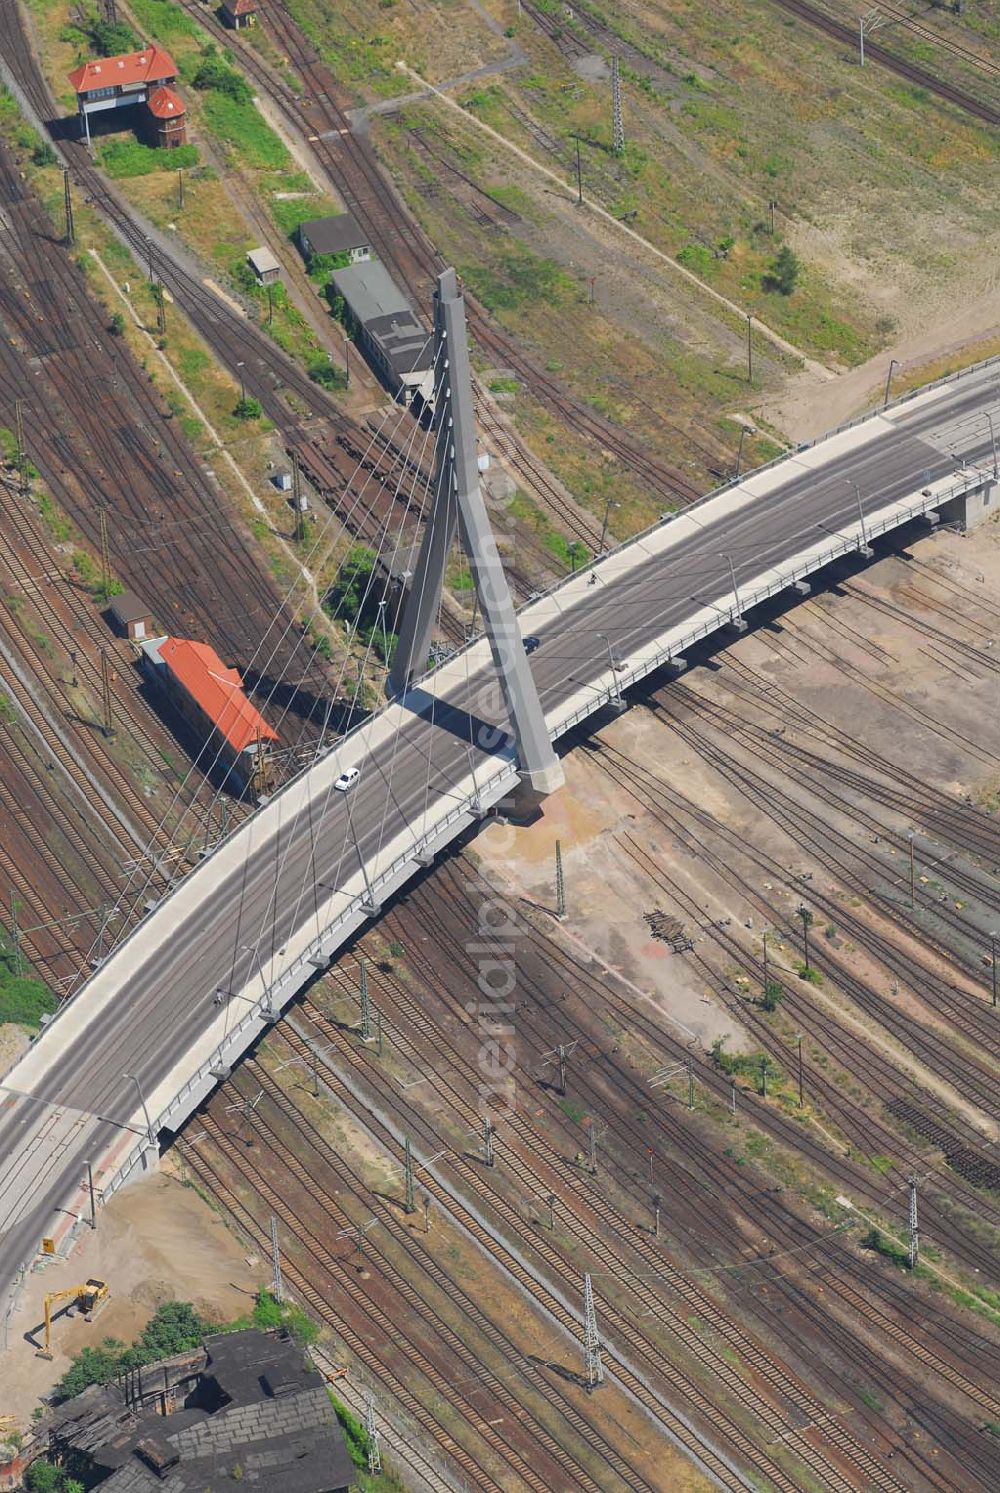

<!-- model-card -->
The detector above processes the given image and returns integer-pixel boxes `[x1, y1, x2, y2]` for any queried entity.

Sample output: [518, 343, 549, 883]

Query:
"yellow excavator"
[37, 1278, 110, 1360]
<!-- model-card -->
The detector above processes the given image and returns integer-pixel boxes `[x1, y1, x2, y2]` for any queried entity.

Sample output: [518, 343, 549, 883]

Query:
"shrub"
[233, 395, 262, 420]
[764, 243, 801, 296]
[91, 20, 139, 53]
[109, 311, 126, 336]
[32, 141, 56, 167]
[192, 55, 253, 104]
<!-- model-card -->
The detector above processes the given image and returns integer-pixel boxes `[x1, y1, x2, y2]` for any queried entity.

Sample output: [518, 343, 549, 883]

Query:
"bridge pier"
[940, 476, 997, 531]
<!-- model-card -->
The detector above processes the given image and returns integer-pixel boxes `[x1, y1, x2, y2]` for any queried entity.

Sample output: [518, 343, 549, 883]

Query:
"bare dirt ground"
[0, 1168, 264, 1427]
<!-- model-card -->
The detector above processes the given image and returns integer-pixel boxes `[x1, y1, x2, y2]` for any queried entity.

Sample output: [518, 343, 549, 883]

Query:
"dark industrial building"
[68, 46, 187, 149]
[331, 260, 433, 407]
[221, 0, 259, 28]
[296, 212, 371, 265]
[42, 1328, 354, 1492]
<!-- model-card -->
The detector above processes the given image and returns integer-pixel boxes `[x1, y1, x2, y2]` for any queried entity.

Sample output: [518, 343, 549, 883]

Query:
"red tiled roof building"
[68, 45, 187, 148]
[141, 636, 277, 791]
[221, 0, 259, 29]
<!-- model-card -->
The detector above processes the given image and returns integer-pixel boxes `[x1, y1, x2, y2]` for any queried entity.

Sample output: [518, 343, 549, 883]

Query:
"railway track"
[167, 0, 707, 517]
[768, 0, 1000, 129]
[292, 963, 924, 1493]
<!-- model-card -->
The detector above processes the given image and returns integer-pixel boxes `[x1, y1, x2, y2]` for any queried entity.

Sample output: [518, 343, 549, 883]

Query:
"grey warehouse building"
[331, 260, 434, 407]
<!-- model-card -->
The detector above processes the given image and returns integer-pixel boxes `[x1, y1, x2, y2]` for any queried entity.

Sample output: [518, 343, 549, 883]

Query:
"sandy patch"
[0, 1168, 265, 1428]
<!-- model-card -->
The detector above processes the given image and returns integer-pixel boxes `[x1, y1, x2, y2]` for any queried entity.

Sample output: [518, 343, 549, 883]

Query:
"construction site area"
[0, 0, 999, 1489]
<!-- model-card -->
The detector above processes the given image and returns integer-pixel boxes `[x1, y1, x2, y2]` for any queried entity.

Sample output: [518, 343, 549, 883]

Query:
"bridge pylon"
[388, 268, 563, 796]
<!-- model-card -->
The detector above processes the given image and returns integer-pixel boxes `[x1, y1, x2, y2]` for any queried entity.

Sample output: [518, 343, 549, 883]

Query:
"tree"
[761, 982, 783, 1013]
[797, 905, 814, 973]
[25, 1463, 61, 1493]
[109, 311, 126, 337]
[91, 20, 138, 54]
[32, 141, 56, 167]
[766, 244, 800, 296]
[233, 395, 262, 421]
[567, 540, 589, 572]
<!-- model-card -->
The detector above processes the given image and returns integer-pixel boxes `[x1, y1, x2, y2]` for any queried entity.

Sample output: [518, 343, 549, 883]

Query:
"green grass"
[128, 0, 200, 41]
[0, 924, 56, 1029]
[460, 245, 577, 314]
[201, 91, 291, 170]
[98, 138, 199, 179]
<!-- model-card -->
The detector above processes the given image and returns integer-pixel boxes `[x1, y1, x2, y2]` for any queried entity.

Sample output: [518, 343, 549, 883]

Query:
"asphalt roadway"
[0, 362, 997, 1310]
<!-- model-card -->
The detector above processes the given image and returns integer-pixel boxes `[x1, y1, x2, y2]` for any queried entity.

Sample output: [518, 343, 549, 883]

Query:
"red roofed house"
[141, 635, 277, 791]
[221, 0, 259, 29]
[67, 45, 187, 149]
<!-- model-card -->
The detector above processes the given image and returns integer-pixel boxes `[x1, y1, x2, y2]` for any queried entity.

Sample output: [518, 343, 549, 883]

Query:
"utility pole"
[746, 314, 753, 383]
[687, 1055, 695, 1110]
[9, 891, 22, 977]
[908, 1174, 919, 1268]
[768, 198, 776, 235]
[266, 281, 274, 328]
[145, 236, 155, 284]
[359, 956, 372, 1042]
[796, 1034, 804, 1107]
[730, 1081, 737, 1117]
[547, 1192, 557, 1230]
[587, 1118, 598, 1175]
[907, 832, 915, 911]
[555, 839, 566, 920]
[155, 280, 166, 340]
[63, 167, 74, 247]
[292, 449, 305, 542]
[14, 399, 27, 495]
[652, 1191, 661, 1238]
[759, 1054, 769, 1098]
[403, 1137, 416, 1215]
[375, 1007, 383, 1057]
[86, 1159, 97, 1230]
[365, 1394, 382, 1476]
[762, 930, 769, 996]
[884, 358, 899, 408]
[735, 425, 747, 479]
[798, 904, 813, 972]
[991, 932, 998, 1009]
[611, 55, 624, 155]
[599, 496, 619, 554]
[270, 1215, 284, 1303]
[482, 1114, 495, 1167]
[100, 648, 115, 738]
[859, 9, 888, 66]
[557, 1043, 568, 1096]
[575, 135, 583, 205]
[177, 168, 184, 208]
[99, 508, 112, 599]
[582, 1273, 604, 1389]
[422, 1192, 431, 1233]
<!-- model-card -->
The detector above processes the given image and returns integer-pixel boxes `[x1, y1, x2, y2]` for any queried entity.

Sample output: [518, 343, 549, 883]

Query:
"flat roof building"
[297, 212, 371, 264]
[107, 590, 154, 641]
[247, 245, 282, 284]
[331, 260, 433, 406]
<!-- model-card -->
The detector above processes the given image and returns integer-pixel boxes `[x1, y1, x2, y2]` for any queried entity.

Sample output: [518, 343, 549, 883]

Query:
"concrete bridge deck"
[1, 355, 997, 1319]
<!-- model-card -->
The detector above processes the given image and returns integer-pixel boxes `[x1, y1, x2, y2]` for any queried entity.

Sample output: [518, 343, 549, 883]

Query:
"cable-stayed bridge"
[1, 271, 998, 1323]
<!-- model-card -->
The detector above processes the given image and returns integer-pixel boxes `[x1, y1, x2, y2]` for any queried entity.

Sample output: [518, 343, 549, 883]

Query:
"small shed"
[271, 470, 293, 492]
[221, 0, 258, 27]
[108, 590, 154, 641]
[297, 213, 371, 265]
[247, 246, 281, 286]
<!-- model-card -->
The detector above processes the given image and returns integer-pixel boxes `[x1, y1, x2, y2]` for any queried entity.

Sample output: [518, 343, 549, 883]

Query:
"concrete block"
[791, 580, 811, 595]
